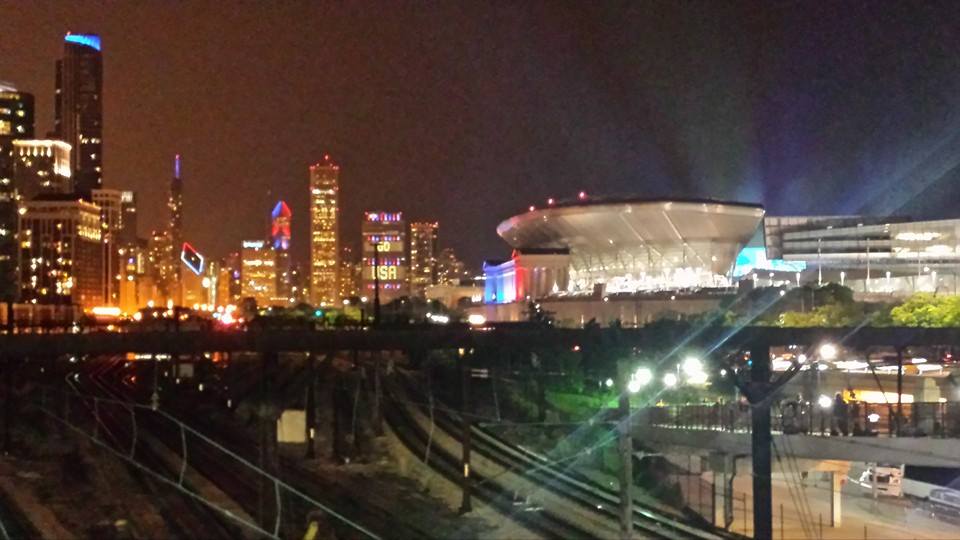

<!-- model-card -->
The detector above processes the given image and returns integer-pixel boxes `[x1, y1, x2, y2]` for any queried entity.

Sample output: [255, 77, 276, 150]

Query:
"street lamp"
[819, 343, 839, 361]
[681, 356, 702, 378]
[817, 394, 833, 409]
[634, 367, 653, 387]
[663, 373, 678, 388]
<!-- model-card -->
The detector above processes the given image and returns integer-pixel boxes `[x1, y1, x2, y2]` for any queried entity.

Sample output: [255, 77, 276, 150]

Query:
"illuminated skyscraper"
[92, 189, 122, 306]
[362, 212, 408, 304]
[19, 194, 103, 309]
[437, 247, 467, 285]
[309, 155, 339, 306]
[338, 246, 361, 301]
[164, 154, 184, 303]
[0, 83, 34, 301]
[240, 240, 276, 307]
[54, 33, 102, 198]
[409, 222, 438, 297]
[271, 200, 292, 303]
[119, 190, 137, 243]
[12, 140, 72, 200]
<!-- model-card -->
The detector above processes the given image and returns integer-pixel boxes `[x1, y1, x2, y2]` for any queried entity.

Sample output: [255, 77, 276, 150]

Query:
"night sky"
[3, 2, 960, 268]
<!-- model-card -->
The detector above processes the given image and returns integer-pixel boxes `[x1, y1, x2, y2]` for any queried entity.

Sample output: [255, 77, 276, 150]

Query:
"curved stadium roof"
[496, 197, 765, 291]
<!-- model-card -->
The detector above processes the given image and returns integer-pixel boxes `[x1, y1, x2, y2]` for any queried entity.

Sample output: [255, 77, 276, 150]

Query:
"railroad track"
[115, 354, 433, 539]
[74, 357, 246, 539]
[389, 373, 741, 540]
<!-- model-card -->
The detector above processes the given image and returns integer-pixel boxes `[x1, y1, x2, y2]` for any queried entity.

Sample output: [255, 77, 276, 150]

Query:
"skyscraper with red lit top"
[271, 200, 292, 303]
[309, 155, 339, 306]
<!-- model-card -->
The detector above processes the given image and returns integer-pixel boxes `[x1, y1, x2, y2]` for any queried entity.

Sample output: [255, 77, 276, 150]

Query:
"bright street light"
[634, 367, 653, 387]
[627, 379, 642, 393]
[663, 373, 678, 387]
[819, 343, 838, 361]
[681, 356, 702, 377]
[604, 378, 614, 388]
[818, 394, 833, 409]
[467, 313, 487, 326]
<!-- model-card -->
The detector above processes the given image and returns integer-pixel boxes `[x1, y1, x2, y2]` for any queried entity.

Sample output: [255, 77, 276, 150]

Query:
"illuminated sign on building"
[366, 212, 403, 223]
[181, 242, 205, 276]
[732, 247, 806, 277]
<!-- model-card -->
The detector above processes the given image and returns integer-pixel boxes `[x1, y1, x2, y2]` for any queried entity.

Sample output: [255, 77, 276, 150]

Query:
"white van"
[858, 465, 903, 496]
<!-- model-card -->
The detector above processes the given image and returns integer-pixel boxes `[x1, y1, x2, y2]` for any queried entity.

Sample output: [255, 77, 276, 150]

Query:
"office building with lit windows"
[55, 33, 103, 198]
[240, 240, 276, 307]
[338, 246, 361, 301]
[92, 189, 123, 306]
[309, 155, 339, 306]
[361, 212, 408, 304]
[409, 221, 438, 297]
[12, 140, 72, 200]
[0, 83, 33, 139]
[0, 83, 35, 301]
[437, 247, 467, 285]
[19, 194, 103, 309]
[119, 190, 137, 242]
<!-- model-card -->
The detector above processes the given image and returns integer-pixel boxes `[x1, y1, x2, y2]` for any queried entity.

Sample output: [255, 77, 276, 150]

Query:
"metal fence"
[645, 400, 960, 438]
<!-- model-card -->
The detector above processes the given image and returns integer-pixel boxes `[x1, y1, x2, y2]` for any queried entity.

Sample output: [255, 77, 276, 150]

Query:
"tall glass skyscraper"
[55, 33, 103, 198]
[162, 155, 183, 304]
[0, 83, 34, 302]
[309, 156, 339, 306]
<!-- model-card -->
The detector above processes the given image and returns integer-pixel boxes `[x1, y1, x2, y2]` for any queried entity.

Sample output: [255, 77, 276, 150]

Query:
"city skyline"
[6, 4, 960, 269]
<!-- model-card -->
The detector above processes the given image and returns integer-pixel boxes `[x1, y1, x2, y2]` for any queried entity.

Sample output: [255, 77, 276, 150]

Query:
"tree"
[890, 293, 960, 327]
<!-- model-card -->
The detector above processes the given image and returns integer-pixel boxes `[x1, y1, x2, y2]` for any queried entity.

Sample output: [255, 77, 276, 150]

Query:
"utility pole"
[616, 360, 634, 540]
[258, 350, 279, 529]
[896, 348, 904, 437]
[305, 353, 317, 458]
[749, 343, 773, 540]
[459, 349, 473, 514]
[372, 241, 381, 327]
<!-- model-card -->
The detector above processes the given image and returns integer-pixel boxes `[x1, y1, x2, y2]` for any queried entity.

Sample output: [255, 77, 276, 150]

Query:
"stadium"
[479, 197, 766, 325]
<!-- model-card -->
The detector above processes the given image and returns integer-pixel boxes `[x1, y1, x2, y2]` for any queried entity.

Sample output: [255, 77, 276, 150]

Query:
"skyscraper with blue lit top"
[55, 33, 102, 198]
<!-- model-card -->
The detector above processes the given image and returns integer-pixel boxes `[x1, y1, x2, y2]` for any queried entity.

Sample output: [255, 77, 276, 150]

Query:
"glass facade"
[766, 215, 960, 294]
[241, 240, 276, 307]
[19, 197, 103, 309]
[55, 34, 103, 197]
